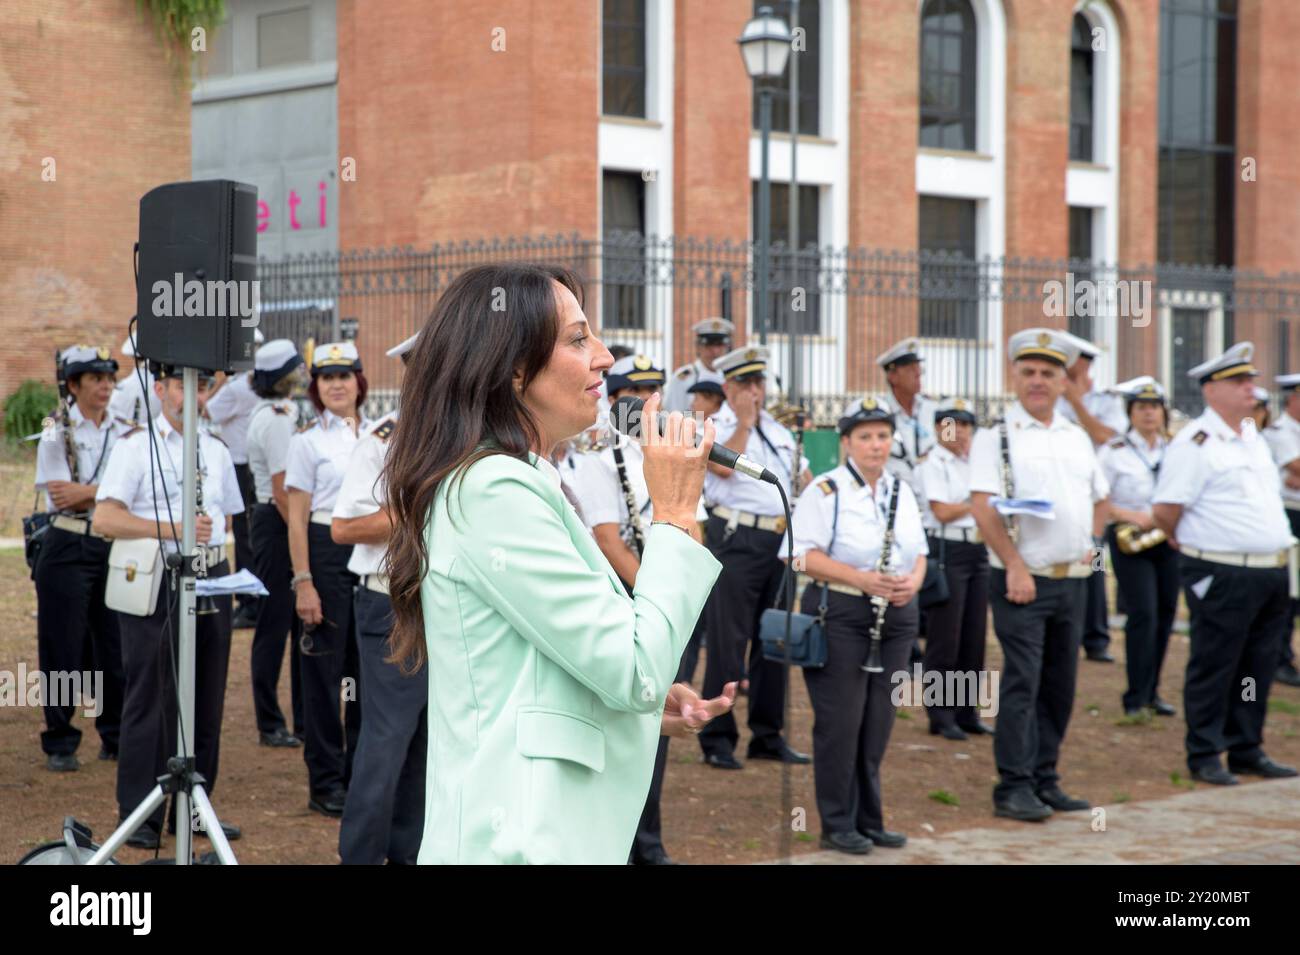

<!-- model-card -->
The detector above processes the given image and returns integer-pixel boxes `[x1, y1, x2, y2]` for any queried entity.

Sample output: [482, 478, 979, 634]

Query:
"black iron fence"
[256, 234, 1300, 423]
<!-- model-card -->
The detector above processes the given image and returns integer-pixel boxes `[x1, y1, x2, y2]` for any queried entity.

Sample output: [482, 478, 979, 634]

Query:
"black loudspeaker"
[136, 179, 259, 372]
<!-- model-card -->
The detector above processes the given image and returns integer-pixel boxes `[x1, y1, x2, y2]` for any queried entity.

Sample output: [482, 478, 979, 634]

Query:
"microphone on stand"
[609, 395, 778, 485]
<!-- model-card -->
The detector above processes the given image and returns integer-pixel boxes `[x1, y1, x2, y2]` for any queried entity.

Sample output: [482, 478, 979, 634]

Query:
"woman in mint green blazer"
[383, 264, 726, 864]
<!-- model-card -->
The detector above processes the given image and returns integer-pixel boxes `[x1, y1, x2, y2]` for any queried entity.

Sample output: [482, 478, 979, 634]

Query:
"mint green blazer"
[416, 453, 721, 864]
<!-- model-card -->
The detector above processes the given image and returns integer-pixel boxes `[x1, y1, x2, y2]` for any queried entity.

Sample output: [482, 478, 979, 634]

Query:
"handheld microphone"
[609, 395, 779, 485]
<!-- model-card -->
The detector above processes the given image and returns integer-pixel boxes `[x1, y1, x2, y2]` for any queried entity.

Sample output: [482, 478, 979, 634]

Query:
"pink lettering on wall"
[259, 180, 332, 233]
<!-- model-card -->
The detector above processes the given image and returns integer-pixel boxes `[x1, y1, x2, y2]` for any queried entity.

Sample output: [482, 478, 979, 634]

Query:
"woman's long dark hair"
[384, 263, 583, 671]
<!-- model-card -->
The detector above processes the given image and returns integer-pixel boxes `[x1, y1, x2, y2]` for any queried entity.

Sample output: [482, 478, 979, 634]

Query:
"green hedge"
[4, 380, 58, 445]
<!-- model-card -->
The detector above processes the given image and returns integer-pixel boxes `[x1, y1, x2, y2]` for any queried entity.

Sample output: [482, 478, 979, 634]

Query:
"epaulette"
[115, 416, 137, 429]
[271, 405, 289, 415]
[817, 478, 837, 495]
[124, 426, 144, 438]
[373, 419, 396, 442]
[300, 420, 318, 432]
[1192, 430, 1208, 446]
[1108, 438, 1125, 450]
[676, 368, 692, 380]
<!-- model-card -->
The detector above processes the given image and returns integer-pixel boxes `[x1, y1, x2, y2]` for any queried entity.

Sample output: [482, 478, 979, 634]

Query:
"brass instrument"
[1115, 522, 1167, 555]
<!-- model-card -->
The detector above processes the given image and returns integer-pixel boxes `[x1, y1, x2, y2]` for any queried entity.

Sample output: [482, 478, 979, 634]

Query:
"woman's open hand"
[661, 681, 737, 738]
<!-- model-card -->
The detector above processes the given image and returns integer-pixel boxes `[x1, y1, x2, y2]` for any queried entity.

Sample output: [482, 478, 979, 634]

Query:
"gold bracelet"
[652, 519, 692, 537]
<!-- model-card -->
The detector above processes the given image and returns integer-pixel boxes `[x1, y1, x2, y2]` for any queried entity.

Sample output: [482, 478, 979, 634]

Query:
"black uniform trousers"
[629, 735, 671, 863]
[988, 570, 1085, 799]
[33, 526, 124, 757]
[116, 561, 232, 831]
[698, 517, 788, 758]
[802, 588, 916, 834]
[249, 503, 303, 736]
[1081, 567, 1110, 656]
[231, 463, 258, 614]
[1107, 528, 1179, 711]
[301, 522, 362, 795]
[1282, 508, 1300, 667]
[922, 538, 989, 731]
[339, 588, 427, 865]
[1180, 556, 1289, 772]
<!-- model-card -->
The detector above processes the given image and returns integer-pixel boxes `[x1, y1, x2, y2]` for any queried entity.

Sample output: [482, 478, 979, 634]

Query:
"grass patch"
[794, 832, 814, 843]
[896, 709, 912, 721]
[1086, 703, 1101, 717]
[1115, 709, 1154, 727]
[1169, 771, 1195, 790]
[928, 789, 959, 806]
[1112, 792, 1131, 803]
[1268, 698, 1300, 716]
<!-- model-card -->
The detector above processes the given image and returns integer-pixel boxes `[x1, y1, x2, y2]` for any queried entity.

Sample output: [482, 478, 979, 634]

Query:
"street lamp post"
[739, 7, 791, 348]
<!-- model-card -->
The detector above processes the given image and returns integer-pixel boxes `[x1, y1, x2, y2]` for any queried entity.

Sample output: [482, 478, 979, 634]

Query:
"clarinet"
[55, 350, 82, 511]
[194, 449, 218, 615]
[612, 442, 645, 558]
[792, 409, 807, 497]
[998, 419, 1019, 544]
[862, 476, 899, 674]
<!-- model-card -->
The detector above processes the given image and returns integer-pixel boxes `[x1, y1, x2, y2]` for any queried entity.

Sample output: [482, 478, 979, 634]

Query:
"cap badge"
[633, 355, 652, 371]
[1037, 332, 1051, 347]
[861, 397, 878, 411]
[97, 346, 110, 360]
[745, 349, 758, 361]
[329, 345, 342, 360]
[953, 398, 966, 411]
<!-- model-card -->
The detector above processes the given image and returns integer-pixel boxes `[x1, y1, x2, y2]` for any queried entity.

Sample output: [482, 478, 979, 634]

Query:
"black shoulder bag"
[759, 482, 839, 669]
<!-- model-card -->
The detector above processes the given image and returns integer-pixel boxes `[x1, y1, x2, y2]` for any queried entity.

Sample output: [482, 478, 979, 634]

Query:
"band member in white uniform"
[916, 397, 992, 739]
[109, 333, 159, 425]
[205, 345, 263, 630]
[1268, 372, 1300, 686]
[286, 341, 371, 816]
[663, 317, 733, 414]
[93, 363, 244, 849]
[873, 338, 938, 495]
[791, 398, 927, 854]
[970, 329, 1108, 822]
[245, 340, 307, 748]
[33, 345, 130, 771]
[1153, 342, 1299, 785]
[1098, 377, 1178, 718]
[1056, 333, 1126, 664]
[697, 345, 811, 770]
[335, 332, 428, 865]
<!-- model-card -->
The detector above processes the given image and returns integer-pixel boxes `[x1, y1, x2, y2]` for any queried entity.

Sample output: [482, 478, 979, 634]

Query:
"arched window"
[920, 0, 977, 151]
[1070, 13, 1095, 161]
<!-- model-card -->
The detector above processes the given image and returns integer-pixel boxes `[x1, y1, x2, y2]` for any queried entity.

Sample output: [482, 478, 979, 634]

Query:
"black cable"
[775, 481, 794, 866]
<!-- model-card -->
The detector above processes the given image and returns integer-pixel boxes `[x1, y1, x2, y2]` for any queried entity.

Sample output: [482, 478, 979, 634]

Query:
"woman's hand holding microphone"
[640, 392, 714, 533]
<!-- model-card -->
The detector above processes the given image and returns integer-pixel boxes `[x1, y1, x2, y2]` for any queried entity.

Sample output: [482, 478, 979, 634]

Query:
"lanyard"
[1125, 433, 1163, 476]
[753, 420, 792, 480]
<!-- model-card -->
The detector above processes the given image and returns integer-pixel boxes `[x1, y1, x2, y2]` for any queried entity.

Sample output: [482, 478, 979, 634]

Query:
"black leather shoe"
[97, 745, 117, 761]
[259, 727, 302, 748]
[231, 606, 259, 630]
[930, 724, 968, 741]
[704, 751, 743, 770]
[632, 850, 677, 865]
[200, 820, 242, 841]
[958, 720, 995, 736]
[1085, 651, 1116, 663]
[993, 790, 1053, 822]
[1227, 756, 1299, 779]
[819, 830, 873, 855]
[1190, 765, 1238, 786]
[863, 828, 907, 848]
[1275, 663, 1300, 687]
[126, 823, 161, 849]
[46, 753, 79, 772]
[309, 789, 347, 817]
[747, 741, 811, 764]
[1151, 699, 1176, 717]
[1036, 786, 1090, 811]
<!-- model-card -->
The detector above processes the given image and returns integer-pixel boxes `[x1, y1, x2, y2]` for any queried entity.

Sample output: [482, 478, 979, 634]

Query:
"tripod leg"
[191, 785, 238, 865]
[86, 784, 169, 865]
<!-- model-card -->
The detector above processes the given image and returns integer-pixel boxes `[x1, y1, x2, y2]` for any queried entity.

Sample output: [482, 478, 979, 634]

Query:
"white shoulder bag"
[105, 538, 165, 616]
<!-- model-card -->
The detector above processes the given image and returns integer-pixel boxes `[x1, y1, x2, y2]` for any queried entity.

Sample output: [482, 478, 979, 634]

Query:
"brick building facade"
[0, 1, 190, 403]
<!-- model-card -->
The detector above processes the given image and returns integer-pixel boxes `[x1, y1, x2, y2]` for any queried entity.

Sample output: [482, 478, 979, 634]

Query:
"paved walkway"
[777, 778, 1300, 864]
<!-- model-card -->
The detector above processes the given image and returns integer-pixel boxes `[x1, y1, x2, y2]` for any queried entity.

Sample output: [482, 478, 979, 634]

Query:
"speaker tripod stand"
[88, 367, 238, 866]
